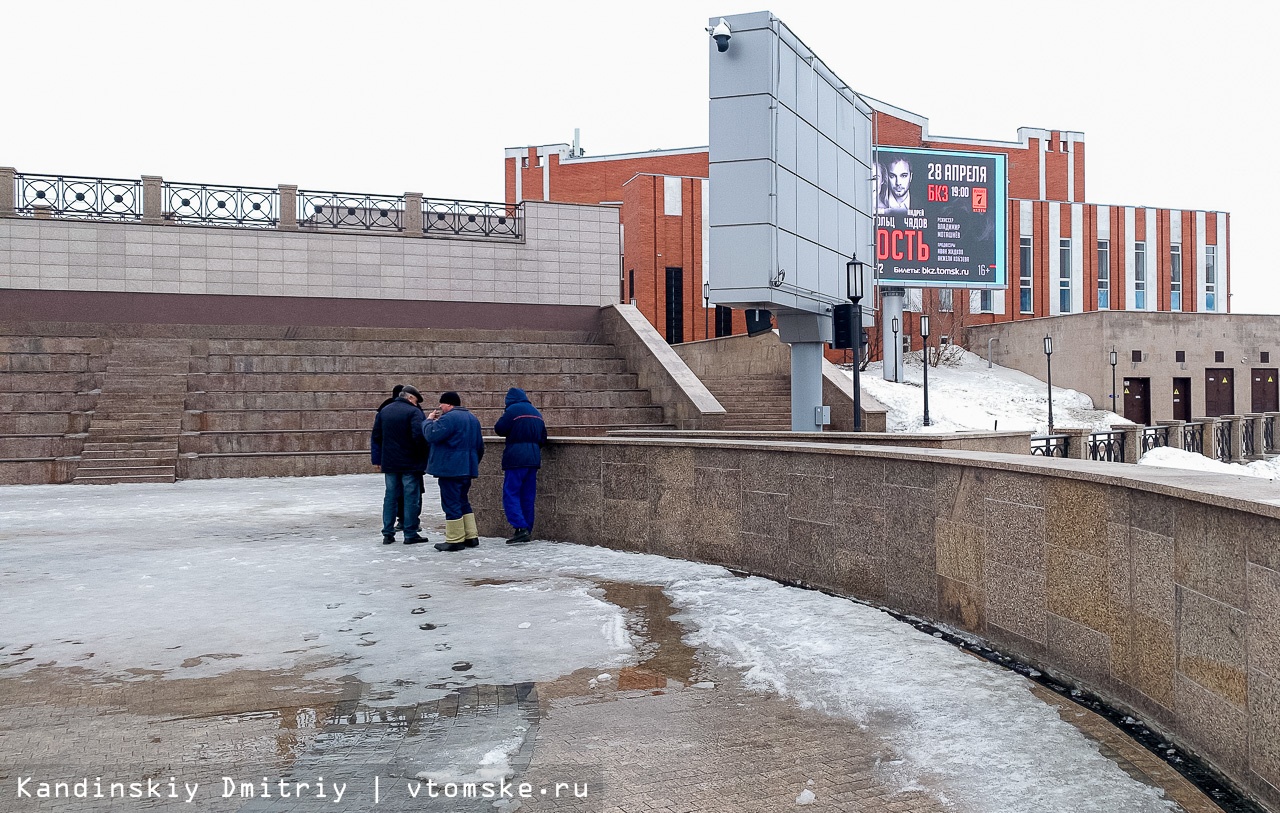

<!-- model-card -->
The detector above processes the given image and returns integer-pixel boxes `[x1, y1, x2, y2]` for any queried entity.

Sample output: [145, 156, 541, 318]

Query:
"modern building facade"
[505, 98, 1231, 352]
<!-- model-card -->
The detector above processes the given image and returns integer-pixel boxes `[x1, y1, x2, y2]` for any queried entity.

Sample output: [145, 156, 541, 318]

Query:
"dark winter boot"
[505, 528, 531, 545]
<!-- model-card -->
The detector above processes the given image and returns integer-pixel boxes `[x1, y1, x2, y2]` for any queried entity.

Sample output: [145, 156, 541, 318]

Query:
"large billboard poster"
[873, 146, 1007, 288]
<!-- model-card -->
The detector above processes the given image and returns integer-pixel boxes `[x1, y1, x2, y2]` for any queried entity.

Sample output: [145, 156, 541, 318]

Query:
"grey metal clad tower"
[707, 11, 875, 431]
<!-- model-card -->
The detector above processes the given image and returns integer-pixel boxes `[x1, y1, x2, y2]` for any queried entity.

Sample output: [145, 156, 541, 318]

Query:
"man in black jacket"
[370, 385, 429, 545]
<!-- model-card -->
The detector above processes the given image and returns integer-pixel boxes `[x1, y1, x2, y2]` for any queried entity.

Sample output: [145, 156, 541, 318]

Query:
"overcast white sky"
[5, 1, 1276, 312]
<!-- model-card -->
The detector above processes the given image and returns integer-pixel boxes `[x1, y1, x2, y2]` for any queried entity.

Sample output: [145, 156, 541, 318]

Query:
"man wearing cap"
[370, 385, 430, 545]
[424, 391, 485, 553]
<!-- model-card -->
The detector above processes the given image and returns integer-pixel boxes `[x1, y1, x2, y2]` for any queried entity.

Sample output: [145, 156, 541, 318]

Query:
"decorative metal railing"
[423, 198, 521, 239]
[1140, 426, 1170, 455]
[163, 181, 278, 227]
[6, 171, 524, 240]
[1266, 416, 1276, 454]
[1214, 421, 1232, 462]
[1030, 434, 1069, 458]
[14, 173, 142, 220]
[1182, 422, 1204, 455]
[298, 190, 404, 231]
[1243, 421, 1256, 458]
[1086, 431, 1125, 463]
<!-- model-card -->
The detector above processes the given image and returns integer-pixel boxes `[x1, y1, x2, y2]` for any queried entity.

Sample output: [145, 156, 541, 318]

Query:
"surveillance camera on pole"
[706, 18, 731, 52]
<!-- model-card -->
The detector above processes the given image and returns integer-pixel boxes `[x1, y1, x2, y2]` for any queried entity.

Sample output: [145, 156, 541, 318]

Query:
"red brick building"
[505, 98, 1230, 352]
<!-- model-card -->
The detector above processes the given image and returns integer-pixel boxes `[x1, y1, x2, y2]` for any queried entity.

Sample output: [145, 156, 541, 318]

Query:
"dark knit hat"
[439, 391, 461, 406]
[391, 384, 405, 398]
[400, 385, 423, 402]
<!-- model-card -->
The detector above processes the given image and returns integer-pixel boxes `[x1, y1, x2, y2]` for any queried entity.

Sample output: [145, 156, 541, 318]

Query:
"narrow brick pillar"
[1246, 414, 1266, 460]
[1114, 424, 1142, 464]
[1060, 428, 1091, 460]
[278, 185, 297, 230]
[1194, 417, 1218, 460]
[404, 192, 423, 234]
[1224, 415, 1244, 462]
[141, 175, 163, 223]
[1158, 420, 1185, 451]
[0, 167, 15, 216]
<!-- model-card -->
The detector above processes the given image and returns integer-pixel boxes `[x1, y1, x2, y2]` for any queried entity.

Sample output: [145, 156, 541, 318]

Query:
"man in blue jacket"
[494, 387, 547, 545]
[370, 385, 429, 545]
[424, 391, 485, 553]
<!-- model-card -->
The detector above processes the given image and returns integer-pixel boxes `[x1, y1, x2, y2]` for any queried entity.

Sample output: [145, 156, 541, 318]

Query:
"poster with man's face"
[872, 147, 1007, 289]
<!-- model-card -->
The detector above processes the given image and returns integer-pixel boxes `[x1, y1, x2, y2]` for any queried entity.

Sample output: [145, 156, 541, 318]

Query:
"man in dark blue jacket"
[494, 387, 547, 545]
[424, 391, 485, 553]
[370, 385, 429, 545]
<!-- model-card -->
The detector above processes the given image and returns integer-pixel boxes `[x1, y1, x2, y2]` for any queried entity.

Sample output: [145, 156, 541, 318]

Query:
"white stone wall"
[0, 201, 620, 307]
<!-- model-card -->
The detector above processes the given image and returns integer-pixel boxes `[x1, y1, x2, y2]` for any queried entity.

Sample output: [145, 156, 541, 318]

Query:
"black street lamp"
[920, 314, 931, 427]
[703, 281, 711, 340]
[891, 316, 900, 383]
[846, 257, 866, 431]
[1044, 335, 1055, 433]
[1109, 348, 1119, 415]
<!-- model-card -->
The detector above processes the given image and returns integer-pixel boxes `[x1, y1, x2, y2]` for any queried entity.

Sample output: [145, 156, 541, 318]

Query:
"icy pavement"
[0, 475, 1215, 812]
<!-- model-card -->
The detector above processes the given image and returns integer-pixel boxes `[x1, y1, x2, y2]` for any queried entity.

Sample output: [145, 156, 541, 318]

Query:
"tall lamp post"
[920, 314, 931, 427]
[1109, 348, 1119, 415]
[846, 257, 865, 431]
[1044, 335, 1055, 433]
[703, 281, 711, 340]
[891, 317, 900, 383]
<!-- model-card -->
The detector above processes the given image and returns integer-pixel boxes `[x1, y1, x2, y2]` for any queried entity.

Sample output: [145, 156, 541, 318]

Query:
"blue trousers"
[437, 476, 473, 521]
[502, 467, 538, 530]
[382, 472, 423, 536]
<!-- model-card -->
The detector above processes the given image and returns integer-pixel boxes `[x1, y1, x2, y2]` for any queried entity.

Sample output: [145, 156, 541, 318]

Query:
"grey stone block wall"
[0, 201, 619, 307]
[468, 436, 1280, 809]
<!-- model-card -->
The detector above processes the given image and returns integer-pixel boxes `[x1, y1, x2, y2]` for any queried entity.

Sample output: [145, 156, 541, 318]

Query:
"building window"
[1132, 350, 1143, 363]
[1170, 244, 1182, 311]
[663, 176, 683, 216]
[664, 267, 684, 344]
[715, 305, 733, 338]
[1263, 351, 1271, 364]
[979, 289, 993, 313]
[1097, 240, 1110, 310]
[939, 289, 953, 313]
[1175, 350, 1186, 363]
[1059, 238, 1072, 313]
[1019, 237, 1033, 313]
[1205, 245, 1217, 311]
[1215, 351, 1225, 363]
[1134, 242, 1147, 310]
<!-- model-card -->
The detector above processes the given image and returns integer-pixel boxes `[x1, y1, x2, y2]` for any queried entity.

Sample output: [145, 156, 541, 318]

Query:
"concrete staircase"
[696, 376, 792, 431]
[72, 340, 190, 485]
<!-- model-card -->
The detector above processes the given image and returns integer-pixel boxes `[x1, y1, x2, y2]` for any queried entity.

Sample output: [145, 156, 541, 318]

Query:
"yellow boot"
[462, 513, 480, 548]
[434, 519, 467, 552]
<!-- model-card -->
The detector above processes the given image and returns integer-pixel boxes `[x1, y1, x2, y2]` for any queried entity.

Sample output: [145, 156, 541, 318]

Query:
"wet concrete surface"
[0, 478, 1228, 813]
[0, 567, 1221, 813]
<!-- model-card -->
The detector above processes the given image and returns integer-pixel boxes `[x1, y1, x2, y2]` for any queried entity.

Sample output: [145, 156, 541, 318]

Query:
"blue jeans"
[437, 476, 473, 521]
[502, 467, 538, 530]
[382, 472, 423, 537]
